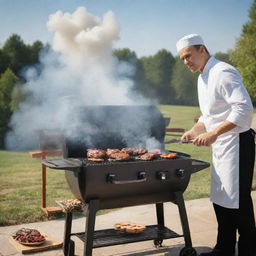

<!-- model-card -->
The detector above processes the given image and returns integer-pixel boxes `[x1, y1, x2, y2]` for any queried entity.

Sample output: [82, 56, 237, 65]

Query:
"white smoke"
[46, 6, 139, 105]
[6, 7, 161, 150]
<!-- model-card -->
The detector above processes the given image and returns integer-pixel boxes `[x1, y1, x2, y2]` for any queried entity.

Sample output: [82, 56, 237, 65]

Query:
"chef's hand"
[193, 131, 218, 146]
[181, 129, 197, 142]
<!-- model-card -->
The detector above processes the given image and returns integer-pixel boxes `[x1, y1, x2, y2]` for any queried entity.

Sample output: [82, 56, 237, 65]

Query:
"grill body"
[43, 154, 209, 256]
[65, 158, 192, 209]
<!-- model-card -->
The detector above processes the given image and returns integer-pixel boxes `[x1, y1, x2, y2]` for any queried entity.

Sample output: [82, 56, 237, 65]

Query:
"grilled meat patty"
[160, 152, 177, 159]
[87, 157, 104, 162]
[121, 148, 148, 155]
[108, 152, 130, 161]
[87, 149, 106, 159]
[106, 148, 120, 157]
[136, 152, 157, 161]
[148, 149, 162, 154]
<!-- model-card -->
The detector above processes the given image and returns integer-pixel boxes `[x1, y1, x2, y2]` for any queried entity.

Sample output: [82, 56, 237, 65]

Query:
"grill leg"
[63, 212, 73, 256]
[154, 203, 165, 247]
[156, 203, 165, 226]
[84, 199, 100, 256]
[174, 191, 193, 248]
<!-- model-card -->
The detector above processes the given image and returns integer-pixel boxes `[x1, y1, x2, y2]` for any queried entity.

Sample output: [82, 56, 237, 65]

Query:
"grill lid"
[63, 105, 166, 158]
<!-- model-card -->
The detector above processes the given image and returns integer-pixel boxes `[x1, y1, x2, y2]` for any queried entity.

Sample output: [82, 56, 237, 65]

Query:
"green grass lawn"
[159, 105, 213, 200]
[0, 150, 73, 226]
[0, 104, 255, 226]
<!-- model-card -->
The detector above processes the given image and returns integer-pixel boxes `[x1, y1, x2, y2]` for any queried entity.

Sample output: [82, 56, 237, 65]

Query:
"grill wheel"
[153, 239, 163, 247]
[179, 247, 197, 256]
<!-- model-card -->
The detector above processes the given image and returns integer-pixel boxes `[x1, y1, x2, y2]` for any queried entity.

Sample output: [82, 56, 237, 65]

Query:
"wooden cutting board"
[9, 233, 63, 254]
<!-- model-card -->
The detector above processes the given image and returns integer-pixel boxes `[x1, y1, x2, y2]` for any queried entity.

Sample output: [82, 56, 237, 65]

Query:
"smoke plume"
[6, 7, 162, 151]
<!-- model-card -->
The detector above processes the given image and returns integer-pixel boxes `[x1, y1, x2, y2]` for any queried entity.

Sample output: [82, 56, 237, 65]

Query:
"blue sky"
[0, 0, 253, 57]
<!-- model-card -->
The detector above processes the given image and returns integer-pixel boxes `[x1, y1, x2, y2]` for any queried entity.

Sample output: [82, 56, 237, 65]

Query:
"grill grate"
[73, 225, 182, 248]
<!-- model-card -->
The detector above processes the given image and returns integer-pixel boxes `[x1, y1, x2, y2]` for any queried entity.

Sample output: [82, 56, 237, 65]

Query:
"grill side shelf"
[42, 159, 82, 171]
[191, 159, 210, 173]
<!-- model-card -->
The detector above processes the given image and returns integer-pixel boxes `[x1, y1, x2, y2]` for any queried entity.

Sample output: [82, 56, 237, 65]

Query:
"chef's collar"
[201, 56, 215, 74]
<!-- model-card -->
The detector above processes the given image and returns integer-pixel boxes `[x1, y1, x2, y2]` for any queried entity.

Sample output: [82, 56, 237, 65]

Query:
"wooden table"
[29, 150, 63, 217]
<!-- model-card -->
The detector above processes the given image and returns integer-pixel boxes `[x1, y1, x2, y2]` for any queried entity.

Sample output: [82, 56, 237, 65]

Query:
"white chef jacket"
[197, 56, 253, 209]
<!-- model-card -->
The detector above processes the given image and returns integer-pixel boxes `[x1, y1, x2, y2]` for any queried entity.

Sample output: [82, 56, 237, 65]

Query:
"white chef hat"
[176, 34, 204, 53]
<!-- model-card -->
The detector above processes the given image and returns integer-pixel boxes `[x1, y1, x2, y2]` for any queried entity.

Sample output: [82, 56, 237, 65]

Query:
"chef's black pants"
[213, 129, 256, 256]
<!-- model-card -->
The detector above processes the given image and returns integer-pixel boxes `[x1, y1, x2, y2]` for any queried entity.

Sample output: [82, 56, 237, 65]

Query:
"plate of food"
[58, 198, 84, 212]
[12, 228, 46, 246]
[114, 222, 146, 234]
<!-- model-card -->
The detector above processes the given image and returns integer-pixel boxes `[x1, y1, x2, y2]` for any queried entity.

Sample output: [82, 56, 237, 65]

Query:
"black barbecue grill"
[42, 105, 210, 256]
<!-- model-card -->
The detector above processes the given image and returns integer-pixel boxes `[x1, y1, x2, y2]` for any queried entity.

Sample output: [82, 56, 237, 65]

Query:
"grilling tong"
[165, 138, 193, 144]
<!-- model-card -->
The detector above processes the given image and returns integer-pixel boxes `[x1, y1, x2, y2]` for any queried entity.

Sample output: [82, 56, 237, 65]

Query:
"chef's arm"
[212, 120, 237, 137]
[193, 121, 237, 146]
[191, 121, 206, 134]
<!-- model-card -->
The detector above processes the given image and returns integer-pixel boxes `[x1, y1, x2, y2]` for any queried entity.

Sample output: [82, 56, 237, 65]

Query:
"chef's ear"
[199, 45, 205, 53]
[201, 45, 210, 55]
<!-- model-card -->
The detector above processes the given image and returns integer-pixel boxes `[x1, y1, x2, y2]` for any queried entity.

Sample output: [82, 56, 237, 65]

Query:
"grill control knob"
[106, 173, 116, 183]
[157, 171, 168, 181]
[176, 169, 185, 178]
[138, 171, 146, 180]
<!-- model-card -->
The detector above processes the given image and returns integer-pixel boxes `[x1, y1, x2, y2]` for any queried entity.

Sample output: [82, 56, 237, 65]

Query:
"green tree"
[230, 0, 256, 103]
[2, 34, 30, 75]
[10, 83, 25, 111]
[113, 48, 149, 98]
[113, 48, 137, 63]
[214, 52, 232, 64]
[140, 49, 175, 104]
[0, 49, 10, 74]
[0, 69, 19, 148]
[171, 57, 198, 106]
[27, 40, 44, 65]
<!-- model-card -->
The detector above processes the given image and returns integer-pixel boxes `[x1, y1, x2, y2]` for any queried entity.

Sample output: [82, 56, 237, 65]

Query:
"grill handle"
[106, 172, 147, 184]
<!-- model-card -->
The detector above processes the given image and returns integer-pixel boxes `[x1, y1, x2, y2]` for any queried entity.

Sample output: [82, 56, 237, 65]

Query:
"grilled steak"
[87, 149, 106, 159]
[106, 148, 120, 157]
[121, 148, 148, 155]
[160, 153, 178, 159]
[13, 228, 45, 243]
[87, 157, 104, 162]
[148, 149, 162, 154]
[135, 148, 148, 155]
[108, 152, 130, 161]
[136, 152, 157, 161]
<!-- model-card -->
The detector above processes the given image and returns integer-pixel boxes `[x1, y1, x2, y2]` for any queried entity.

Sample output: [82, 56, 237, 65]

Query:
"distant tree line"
[0, 35, 45, 148]
[0, 1, 255, 149]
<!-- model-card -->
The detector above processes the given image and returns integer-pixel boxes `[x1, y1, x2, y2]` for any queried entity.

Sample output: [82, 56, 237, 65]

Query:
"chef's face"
[179, 45, 206, 73]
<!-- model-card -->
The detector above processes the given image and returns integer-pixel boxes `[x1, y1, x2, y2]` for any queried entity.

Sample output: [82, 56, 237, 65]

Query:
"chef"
[176, 34, 256, 256]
